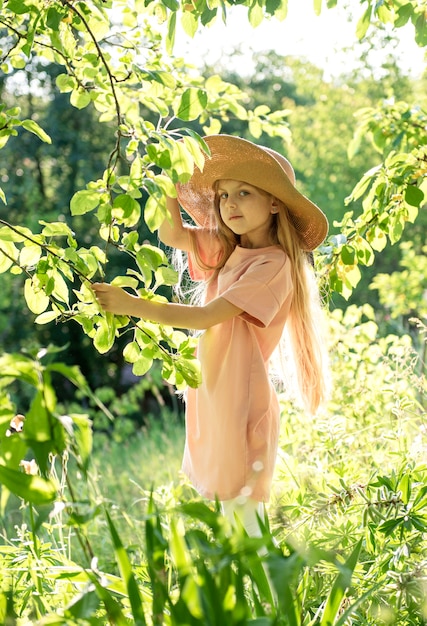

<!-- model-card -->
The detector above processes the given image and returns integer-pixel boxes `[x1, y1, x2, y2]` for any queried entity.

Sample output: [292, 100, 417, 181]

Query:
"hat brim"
[176, 135, 328, 251]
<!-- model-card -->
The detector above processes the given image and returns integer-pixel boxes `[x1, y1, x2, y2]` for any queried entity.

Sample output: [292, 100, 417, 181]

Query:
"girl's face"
[216, 179, 279, 248]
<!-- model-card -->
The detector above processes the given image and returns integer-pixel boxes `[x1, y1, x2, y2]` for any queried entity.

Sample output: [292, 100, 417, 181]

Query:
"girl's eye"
[239, 190, 249, 197]
[219, 192, 228, 200]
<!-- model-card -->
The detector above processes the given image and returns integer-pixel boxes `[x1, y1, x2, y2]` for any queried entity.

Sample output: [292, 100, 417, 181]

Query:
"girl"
[93, 134, 329, 537]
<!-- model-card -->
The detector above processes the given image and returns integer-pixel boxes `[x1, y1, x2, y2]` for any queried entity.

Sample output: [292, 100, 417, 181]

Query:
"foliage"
[0, 0, 425, 389]
[319, 99, 427, 300]
[0, 345, 110, 501]
[352, 0, 427, 46]
[0, 306, 426, 624]
[0, 0, 292, 388]
[270, 305, 427, 624]
[0, 1, 426, 622]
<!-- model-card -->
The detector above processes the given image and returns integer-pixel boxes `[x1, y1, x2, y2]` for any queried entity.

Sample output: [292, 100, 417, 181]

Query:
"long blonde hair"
[186, 186, 329, 416]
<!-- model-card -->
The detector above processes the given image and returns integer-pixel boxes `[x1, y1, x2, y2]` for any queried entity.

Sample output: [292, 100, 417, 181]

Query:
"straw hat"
[176, 134, 328, 251]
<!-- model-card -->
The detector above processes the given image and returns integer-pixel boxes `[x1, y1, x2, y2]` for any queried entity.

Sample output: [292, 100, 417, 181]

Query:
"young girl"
[93, 134, 329, 537]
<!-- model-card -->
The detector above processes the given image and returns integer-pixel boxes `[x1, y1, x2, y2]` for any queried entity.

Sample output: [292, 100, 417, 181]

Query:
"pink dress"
[182, 230, 293, 502]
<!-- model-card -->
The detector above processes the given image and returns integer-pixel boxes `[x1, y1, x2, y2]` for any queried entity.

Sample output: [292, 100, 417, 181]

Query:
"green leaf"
[20, 244, 41, 267]
[174, 356, 202, 388]
[356, 4, 372, 40]
[21, 11, 41, 58]
[0, 134, 11, 150]
[166, 11, 177, 55]
[21, 119, 52, 144]
[155, 266, 178, 286]
[405, 184, 424, 207]
[48, 362, 115, 424]
[415, 12, 427, 46]
[105, 510, 147, 626]
[162, 0, 179, 9]
[181, 10, 198, 37]
[388, 215, 404, 244]
[0, 240, 17, 272]
[344, 264, 361, 289]
[26, 388, 57, 445]
[40, 221, 75, 238]
[181, 575, 205, 618]
[5, 0, 30, 14]
[94, 315, 116, 354]
[47, 362, 87, 390]
[171, 139, 201, 180]
[269, 0, 288, 19]
[335, 582, 383, 626]
[0, 464, 57, 504]
[346, 165, 379, 203]
[249, 118, 262, 139]
[175, 88, 208, 121]
[267, 551, 305, 623]
[145, 495, 169, 616]
[366, 226, 387, 252]
[394, 3, 413, 28]
[137, 244, 167, 270]
[376, 3, 393, 24]
[398, 472, 411, 504]
[412, 485, 427, 512]
[24, 278, 50, 314]
[112, 194, 141, 226]
[248, 2, 264, 26]
[65, 588, 100, 619]
[70, 89, 92, 110]
[46, 6, 64, 30]
[340, 245, 355, 265]
[144, 195, 166, 233]
[10, 55, 26, 69]
[132, 353, 153, 376]
[313, 0, 322, 16]
[70, 414, 93, 471]
[0, 225, 29, 243]
[320, 540, 362, 626]
[378, 517, 404, 536]
[50, 270, 70, 304]
[180, 135, 206, 172]
[35, 310, 61, 325]
[70, 189, 101, 216]
[123, 341, 140, 363]
[355, 237, 374, 266]
[169, 516, 192, 576]
[0, 352, 39, 385]
[87, 575, 130, 625]
[56, 74, 77, 93]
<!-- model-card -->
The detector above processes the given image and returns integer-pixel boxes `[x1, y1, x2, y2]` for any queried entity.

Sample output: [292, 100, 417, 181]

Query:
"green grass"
[92, 415, 185, 508]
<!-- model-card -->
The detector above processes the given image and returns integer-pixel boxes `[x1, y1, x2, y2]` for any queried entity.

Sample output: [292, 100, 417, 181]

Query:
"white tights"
[220, 497, 266, 537]
[221, 497, 277, 603]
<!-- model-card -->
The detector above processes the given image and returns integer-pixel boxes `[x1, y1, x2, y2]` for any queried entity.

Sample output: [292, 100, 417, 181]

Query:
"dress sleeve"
[221, 255, 293, 328]
[188, 229, 223, 282]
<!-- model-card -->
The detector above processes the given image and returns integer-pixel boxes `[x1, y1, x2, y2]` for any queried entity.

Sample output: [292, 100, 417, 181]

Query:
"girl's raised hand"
[92, 282, 137, 316]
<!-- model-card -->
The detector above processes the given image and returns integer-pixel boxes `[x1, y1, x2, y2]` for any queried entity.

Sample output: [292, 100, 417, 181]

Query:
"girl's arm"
[92, 283, 242, 330]
[158, 196, 194, 251]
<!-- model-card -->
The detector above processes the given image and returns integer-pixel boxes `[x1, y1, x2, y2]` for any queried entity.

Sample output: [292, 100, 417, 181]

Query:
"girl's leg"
[221, 497, 277, 604]
[220, 497, 266, 537]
